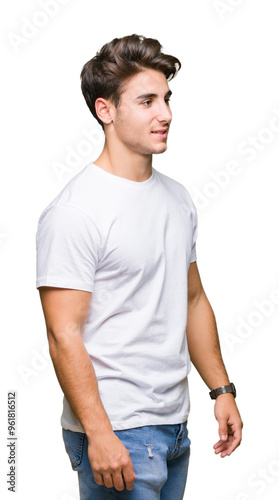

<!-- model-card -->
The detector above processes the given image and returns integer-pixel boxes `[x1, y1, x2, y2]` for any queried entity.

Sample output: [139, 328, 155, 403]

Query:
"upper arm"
[36, 205, 101, 293]
[39, 287, 92, 343]
[187, 261, 204, 304]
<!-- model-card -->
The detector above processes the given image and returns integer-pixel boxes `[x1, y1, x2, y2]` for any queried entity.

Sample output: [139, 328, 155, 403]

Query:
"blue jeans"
[62, 422, 191, 499]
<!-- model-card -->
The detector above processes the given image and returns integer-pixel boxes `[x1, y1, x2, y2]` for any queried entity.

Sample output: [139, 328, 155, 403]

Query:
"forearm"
[48, 331, 112, 438]
[186, 263, 243, 456]
[186, 290, 230, 390]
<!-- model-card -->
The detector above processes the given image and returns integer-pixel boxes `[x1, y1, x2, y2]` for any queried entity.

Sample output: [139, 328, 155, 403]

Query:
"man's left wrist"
[209, 382, 236, 400]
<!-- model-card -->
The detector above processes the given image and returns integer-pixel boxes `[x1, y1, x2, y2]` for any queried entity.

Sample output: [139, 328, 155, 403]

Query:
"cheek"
[115, 107, 152, 142]
[123, 114, 149, 137]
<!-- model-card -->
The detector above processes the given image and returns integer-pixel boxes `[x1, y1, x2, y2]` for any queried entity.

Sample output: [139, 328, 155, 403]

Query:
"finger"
[102, 472, 114, 489]
[231, 427, 242, 448]
[214, 442, 226, 453]
[214, 434, 233, 451]
[218, 417, 229, 441]
[214, 435, 240, 457]
[112, 471, 125, 492]
[93, 472, 104, 486]
[215, 448, 230, 456]
[224, 430, 242, 455]
[215, 445, 229, 456]
[213, 438, 224, 449]
[123, 465, 136, 491]
[214, 440, 232, 457]
[214, 435, 230, 453]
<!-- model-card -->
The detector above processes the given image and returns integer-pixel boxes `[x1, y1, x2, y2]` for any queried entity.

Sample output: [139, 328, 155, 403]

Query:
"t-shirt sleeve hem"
[36, 278, 94, 293]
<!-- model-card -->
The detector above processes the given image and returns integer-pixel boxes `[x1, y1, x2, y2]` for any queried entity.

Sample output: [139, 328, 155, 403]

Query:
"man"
[36, 34, 243, 499]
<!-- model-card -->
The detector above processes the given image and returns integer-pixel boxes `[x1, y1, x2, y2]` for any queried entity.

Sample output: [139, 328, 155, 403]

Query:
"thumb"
[218, 418, 228, 441]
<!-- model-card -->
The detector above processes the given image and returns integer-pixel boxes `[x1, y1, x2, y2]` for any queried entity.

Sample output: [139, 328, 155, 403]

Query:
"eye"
[142, 100, 152, 106]
[165, 98, 171, 106]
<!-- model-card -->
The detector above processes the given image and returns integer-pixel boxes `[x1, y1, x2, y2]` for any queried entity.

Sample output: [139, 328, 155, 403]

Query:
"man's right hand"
[38, 287, 135, 490]
[87, 431, 137, 491]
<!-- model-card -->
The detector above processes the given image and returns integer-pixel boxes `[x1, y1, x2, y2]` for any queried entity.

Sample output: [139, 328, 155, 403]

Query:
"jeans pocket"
[62, 428, 86, 471]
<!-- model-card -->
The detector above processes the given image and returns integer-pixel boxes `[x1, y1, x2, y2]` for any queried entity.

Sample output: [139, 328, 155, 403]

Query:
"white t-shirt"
[36, 162, 198, 432]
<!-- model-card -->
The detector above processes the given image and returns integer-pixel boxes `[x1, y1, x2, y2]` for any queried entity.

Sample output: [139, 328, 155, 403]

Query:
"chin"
[153, 144, 168, 155]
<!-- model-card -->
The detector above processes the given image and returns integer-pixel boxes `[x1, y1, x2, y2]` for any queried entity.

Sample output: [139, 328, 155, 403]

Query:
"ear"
[95, 98, 114, 126]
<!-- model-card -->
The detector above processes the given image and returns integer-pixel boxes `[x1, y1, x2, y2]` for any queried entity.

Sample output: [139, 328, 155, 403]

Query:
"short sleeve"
[190, 204, 198, 263]
[36, 204, 102, 292]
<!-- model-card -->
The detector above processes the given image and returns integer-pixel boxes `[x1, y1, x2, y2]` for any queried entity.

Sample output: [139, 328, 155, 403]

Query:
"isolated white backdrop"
[1, 1, 279, 499]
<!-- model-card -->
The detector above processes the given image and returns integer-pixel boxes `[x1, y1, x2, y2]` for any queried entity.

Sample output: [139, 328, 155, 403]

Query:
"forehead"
[122, 69, 170, 99]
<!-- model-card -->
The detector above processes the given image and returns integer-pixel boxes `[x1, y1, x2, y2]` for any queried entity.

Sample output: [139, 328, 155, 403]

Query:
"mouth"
[151, 129, 168, 138]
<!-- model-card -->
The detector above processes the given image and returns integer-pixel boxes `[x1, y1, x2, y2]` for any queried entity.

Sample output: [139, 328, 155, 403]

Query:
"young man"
[36, 34, 243, 499]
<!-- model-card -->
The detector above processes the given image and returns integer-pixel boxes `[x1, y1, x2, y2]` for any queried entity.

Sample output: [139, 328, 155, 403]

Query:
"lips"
[151, 129, 168, 138]
[152, 129, 168, 134]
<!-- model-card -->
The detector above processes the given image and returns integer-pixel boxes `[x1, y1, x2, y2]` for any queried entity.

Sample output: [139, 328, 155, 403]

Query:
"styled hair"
[80, 34, 181, 130]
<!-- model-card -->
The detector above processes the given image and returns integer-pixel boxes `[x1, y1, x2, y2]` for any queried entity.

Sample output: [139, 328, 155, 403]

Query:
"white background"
[1, 1, 279, 499]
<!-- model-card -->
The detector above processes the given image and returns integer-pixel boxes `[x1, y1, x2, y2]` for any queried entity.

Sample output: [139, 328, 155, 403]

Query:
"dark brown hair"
[80, 34, 181, 130]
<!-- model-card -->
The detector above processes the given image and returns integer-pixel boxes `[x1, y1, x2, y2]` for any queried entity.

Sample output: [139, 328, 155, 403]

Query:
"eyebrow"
[135, 90, 172, 101]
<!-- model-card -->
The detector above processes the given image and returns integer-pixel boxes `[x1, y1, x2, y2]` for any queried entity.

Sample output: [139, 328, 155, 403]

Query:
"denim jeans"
[62, 421, 191, 500]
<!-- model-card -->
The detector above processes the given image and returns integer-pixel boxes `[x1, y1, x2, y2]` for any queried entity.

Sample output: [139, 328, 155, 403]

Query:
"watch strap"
[209, 383, 236, 400]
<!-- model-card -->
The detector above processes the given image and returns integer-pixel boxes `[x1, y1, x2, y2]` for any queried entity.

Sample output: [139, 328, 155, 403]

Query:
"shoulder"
[38, 163, 101, 227]
[154, 168, 196, 211]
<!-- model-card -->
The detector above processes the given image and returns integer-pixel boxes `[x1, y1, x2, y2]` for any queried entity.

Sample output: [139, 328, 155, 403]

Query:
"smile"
[152, 130, 168, 137]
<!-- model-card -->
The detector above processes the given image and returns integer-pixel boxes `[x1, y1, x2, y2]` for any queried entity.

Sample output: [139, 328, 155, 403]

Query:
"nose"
[156, 100, 172, 124]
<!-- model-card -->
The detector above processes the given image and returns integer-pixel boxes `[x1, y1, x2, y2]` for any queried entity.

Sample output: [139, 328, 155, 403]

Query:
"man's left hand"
[213, 393, 243, 458]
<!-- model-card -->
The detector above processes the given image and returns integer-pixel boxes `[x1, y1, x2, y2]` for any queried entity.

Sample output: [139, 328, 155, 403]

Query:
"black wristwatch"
[209, 383, 236, 400]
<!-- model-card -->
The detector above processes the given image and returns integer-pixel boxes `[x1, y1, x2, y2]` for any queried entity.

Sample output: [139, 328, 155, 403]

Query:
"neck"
[94, 139, 153, 183]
